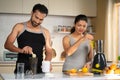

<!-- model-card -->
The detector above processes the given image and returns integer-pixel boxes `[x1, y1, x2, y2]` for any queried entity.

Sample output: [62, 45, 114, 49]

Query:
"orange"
[114, 68, 120, 74]
[82, 67, 88, 73]
[110, 64, 117, 70]
[67, 68, 77, 73]
[106, 69, 114, 74]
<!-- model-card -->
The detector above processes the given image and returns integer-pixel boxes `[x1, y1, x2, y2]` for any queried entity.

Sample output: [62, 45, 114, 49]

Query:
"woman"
[62, 14, 93, 72]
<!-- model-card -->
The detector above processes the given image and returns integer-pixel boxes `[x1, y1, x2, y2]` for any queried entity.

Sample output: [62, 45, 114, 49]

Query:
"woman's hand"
[85, 33, 94, 40]
[84, 62, 91, 69]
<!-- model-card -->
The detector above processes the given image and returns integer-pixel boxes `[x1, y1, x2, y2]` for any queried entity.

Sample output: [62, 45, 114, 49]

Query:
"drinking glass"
[41, 61, 50, 72]
[16, 63, 24, 79]
[29, 57, 38, 75]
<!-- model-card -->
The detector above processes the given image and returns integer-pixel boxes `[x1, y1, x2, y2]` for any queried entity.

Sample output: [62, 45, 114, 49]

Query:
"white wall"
[0, 13, 91, 62]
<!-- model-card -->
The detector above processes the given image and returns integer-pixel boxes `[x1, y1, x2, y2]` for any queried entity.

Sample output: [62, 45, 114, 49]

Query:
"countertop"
[1, 72, 120, 80]
[0, 61, 64, 73]
[0, 61, 64, 66]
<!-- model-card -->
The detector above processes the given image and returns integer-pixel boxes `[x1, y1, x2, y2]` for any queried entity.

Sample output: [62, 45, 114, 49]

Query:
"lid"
[95, 40, 104, 53]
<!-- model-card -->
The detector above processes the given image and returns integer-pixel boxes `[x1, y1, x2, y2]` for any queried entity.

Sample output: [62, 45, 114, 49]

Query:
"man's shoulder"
[13, 22, 24, 31]
[41, 26, 50, 33]
[14, 22, 24, 28]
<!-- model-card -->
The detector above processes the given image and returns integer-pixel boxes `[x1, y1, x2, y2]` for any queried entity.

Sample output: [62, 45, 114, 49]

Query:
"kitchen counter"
[0, 61, 64, 64]
[1, 72, 120, 80]
[0, 61, 64, 65]
[0, 61, 64, 73]
[0, 61, 114, 74]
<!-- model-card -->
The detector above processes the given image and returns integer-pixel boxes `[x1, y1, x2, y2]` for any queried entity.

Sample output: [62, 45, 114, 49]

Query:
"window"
[118, 5, 120, 56]
[104, 0, 118, 62]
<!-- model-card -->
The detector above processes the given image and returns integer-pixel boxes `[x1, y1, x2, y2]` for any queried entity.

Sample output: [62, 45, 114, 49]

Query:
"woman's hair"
[70, 14, 88, 33]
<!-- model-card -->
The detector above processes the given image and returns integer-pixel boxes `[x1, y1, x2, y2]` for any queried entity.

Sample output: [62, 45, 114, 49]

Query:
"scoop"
[31, 52, 36, 58]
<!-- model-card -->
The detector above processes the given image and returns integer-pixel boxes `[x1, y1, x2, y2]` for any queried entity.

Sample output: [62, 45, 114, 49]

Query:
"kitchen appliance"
[29, 57, 38, 75]
[3, 51, 17, 61]
[91, 40, 107, 74]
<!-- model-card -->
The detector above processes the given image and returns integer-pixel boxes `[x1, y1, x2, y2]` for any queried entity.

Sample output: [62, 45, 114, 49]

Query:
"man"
[4, 3, 53, 73]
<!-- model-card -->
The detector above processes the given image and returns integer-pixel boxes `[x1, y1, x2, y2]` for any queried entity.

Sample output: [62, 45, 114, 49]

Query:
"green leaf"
[118, 56, 120, 60]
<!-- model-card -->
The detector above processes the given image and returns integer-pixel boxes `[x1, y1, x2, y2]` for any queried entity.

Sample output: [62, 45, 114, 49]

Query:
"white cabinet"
[0, 0, 48, 14]
[73, 0, 96, 17]
[22, 0, 49, 14]
[0, 62, 63, 73]
[49, 0, 74, 16]
[49, 0, 97, 17]
[0, 0, 22, 13]
[0, 0, 96, 17]
[0, 62, 16, 73]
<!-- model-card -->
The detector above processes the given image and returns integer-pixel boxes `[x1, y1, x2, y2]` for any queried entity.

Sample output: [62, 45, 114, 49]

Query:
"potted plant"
[118, 56, 120, 62]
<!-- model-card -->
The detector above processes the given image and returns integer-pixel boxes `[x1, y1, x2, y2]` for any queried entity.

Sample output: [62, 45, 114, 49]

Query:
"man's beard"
[31, 20, 40, 27]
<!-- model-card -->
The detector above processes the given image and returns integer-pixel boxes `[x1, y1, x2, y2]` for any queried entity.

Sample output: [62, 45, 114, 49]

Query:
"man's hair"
[32, 3, 48, 16]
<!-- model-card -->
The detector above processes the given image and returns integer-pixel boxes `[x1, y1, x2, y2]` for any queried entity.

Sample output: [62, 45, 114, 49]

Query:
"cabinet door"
[73, 0, 97, 17]
[0, 0, 22, 13]
[49, 0, 74, 16]
[22, 0, 49, 14]
[49, 0, 96, 17]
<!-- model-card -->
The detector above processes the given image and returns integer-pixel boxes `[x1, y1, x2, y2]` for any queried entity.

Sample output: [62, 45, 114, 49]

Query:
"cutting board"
[64, 71, 94, 76]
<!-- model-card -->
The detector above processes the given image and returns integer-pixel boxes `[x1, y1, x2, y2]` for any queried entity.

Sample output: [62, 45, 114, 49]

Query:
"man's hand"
[20, 46, 33, 54]
[50, 63, 52, 71]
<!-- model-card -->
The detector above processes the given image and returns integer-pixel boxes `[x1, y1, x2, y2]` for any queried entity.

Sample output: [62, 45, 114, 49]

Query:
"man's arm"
[4, 23, 23, 53]
[43, 28, 53, 61]
[4, 23, 33, 54]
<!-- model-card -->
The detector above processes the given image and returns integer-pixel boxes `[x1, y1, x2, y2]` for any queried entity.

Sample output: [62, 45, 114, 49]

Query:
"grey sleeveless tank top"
[62, 35, 90, 71]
